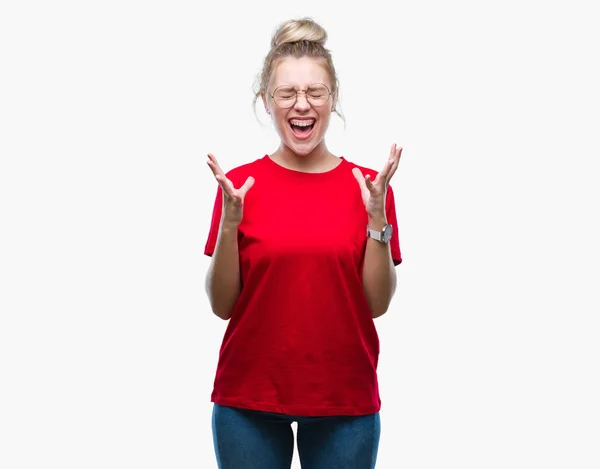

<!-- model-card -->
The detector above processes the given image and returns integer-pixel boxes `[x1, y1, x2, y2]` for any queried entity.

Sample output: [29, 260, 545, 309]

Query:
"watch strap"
[366, 226, 384, 242]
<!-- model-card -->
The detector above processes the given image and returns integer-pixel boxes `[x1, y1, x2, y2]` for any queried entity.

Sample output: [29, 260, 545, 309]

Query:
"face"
[262, 56, 335, 157]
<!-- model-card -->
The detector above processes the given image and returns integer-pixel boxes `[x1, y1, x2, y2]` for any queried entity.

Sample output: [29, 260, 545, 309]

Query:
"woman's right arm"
[205, 222, 241, 320]
[204, 153, 254, 320]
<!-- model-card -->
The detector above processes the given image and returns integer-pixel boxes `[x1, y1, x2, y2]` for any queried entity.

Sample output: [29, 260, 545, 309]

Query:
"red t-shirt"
[204, 155, 402, 417]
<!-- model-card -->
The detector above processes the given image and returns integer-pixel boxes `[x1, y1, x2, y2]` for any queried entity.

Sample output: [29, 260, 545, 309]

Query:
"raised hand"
[352, 143, 402, 220]
[206, 153, 255, 228]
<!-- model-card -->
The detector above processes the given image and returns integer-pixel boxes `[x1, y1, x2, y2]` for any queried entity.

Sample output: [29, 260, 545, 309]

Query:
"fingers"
[365, 174, 376, 192]
[214, 174, 236, 199]
[208, 154, 256, 203]
[377, 143, 402, 183]
[207, 153, 233, 192]
[207, 153, 237, 199]
[354, 167, 381, 197]
[206, 153, 225, 177]
[387, 144, 402, 181]
[373, 144, 396, 183]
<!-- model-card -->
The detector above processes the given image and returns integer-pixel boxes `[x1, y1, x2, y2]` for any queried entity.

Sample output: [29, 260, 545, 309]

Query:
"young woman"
[204, 17, 402, 469]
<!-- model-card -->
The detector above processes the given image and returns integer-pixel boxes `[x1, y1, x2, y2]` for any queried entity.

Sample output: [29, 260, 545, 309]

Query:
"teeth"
[290, 119, 315, 127]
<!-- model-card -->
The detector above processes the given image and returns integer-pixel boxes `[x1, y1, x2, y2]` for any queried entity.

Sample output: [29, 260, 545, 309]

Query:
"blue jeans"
[211, 403, 381, 469]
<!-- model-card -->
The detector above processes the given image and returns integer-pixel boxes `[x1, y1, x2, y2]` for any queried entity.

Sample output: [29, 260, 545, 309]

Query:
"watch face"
[382, 224, 393, 243]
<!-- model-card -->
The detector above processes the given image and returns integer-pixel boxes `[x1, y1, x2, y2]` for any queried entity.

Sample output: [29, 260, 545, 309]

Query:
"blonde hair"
[253, 18, 343, 121]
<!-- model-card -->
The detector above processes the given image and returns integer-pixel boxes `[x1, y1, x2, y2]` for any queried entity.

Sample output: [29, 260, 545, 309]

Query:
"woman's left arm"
[352, 143, 403, 318]
[362, 215, 397, 318]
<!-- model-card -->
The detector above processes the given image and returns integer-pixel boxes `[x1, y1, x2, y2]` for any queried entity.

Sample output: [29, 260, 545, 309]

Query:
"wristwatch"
[366, 224, 393, 244]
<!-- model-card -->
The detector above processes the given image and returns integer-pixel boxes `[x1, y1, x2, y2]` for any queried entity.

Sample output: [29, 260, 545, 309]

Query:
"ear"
[261, 90, 270, 115]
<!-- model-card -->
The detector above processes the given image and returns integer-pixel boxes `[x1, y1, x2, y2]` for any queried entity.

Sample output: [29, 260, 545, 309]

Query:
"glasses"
[269, 83, 331, 109]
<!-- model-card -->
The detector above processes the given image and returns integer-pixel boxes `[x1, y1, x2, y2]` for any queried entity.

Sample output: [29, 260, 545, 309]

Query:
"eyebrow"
[275, 84, 327, 91]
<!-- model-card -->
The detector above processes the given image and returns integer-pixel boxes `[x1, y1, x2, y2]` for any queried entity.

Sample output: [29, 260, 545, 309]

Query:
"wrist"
[366, 221, 393, 244]
[220, 219, 239, 234]
[367, 214, 387, 230]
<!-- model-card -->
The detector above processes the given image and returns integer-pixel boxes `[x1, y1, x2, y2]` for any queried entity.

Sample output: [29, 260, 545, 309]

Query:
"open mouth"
[289, 118, 315, 139]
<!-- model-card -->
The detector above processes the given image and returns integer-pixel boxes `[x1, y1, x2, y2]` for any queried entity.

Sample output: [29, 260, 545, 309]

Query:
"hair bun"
[271, 17, 328, 49]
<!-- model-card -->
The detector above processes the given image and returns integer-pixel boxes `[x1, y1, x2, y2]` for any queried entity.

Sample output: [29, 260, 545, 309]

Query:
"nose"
[293, 92, 311, 111]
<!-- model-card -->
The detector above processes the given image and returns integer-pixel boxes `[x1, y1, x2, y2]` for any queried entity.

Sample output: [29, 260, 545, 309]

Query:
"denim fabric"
[212, 403, 380, 469]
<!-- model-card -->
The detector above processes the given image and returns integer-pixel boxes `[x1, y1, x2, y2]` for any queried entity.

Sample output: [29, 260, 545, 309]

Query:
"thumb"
[239, 176, 255, 196]
[364, 174, 376, 192]
[352, 168, 366, 191]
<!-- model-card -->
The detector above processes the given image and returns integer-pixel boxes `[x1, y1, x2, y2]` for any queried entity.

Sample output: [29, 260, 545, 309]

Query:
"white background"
[1, 0, 599, 468]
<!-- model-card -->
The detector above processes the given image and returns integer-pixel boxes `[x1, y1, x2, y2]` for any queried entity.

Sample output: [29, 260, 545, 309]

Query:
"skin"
[261, 56, 340, 172]
[355, 143, 402, 318]
[205, 56, 402, 319]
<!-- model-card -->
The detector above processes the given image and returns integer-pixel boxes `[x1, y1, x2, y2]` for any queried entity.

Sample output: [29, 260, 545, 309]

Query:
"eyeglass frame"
[268, 83, 333, 109]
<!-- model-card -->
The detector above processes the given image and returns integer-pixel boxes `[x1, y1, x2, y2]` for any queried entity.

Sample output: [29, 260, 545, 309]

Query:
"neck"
[272, 142, 337, 173]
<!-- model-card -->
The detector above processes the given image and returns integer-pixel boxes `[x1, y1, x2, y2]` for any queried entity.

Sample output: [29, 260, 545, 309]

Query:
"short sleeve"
[386, 185, 402, 266]
[204, 185, 223, 257]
